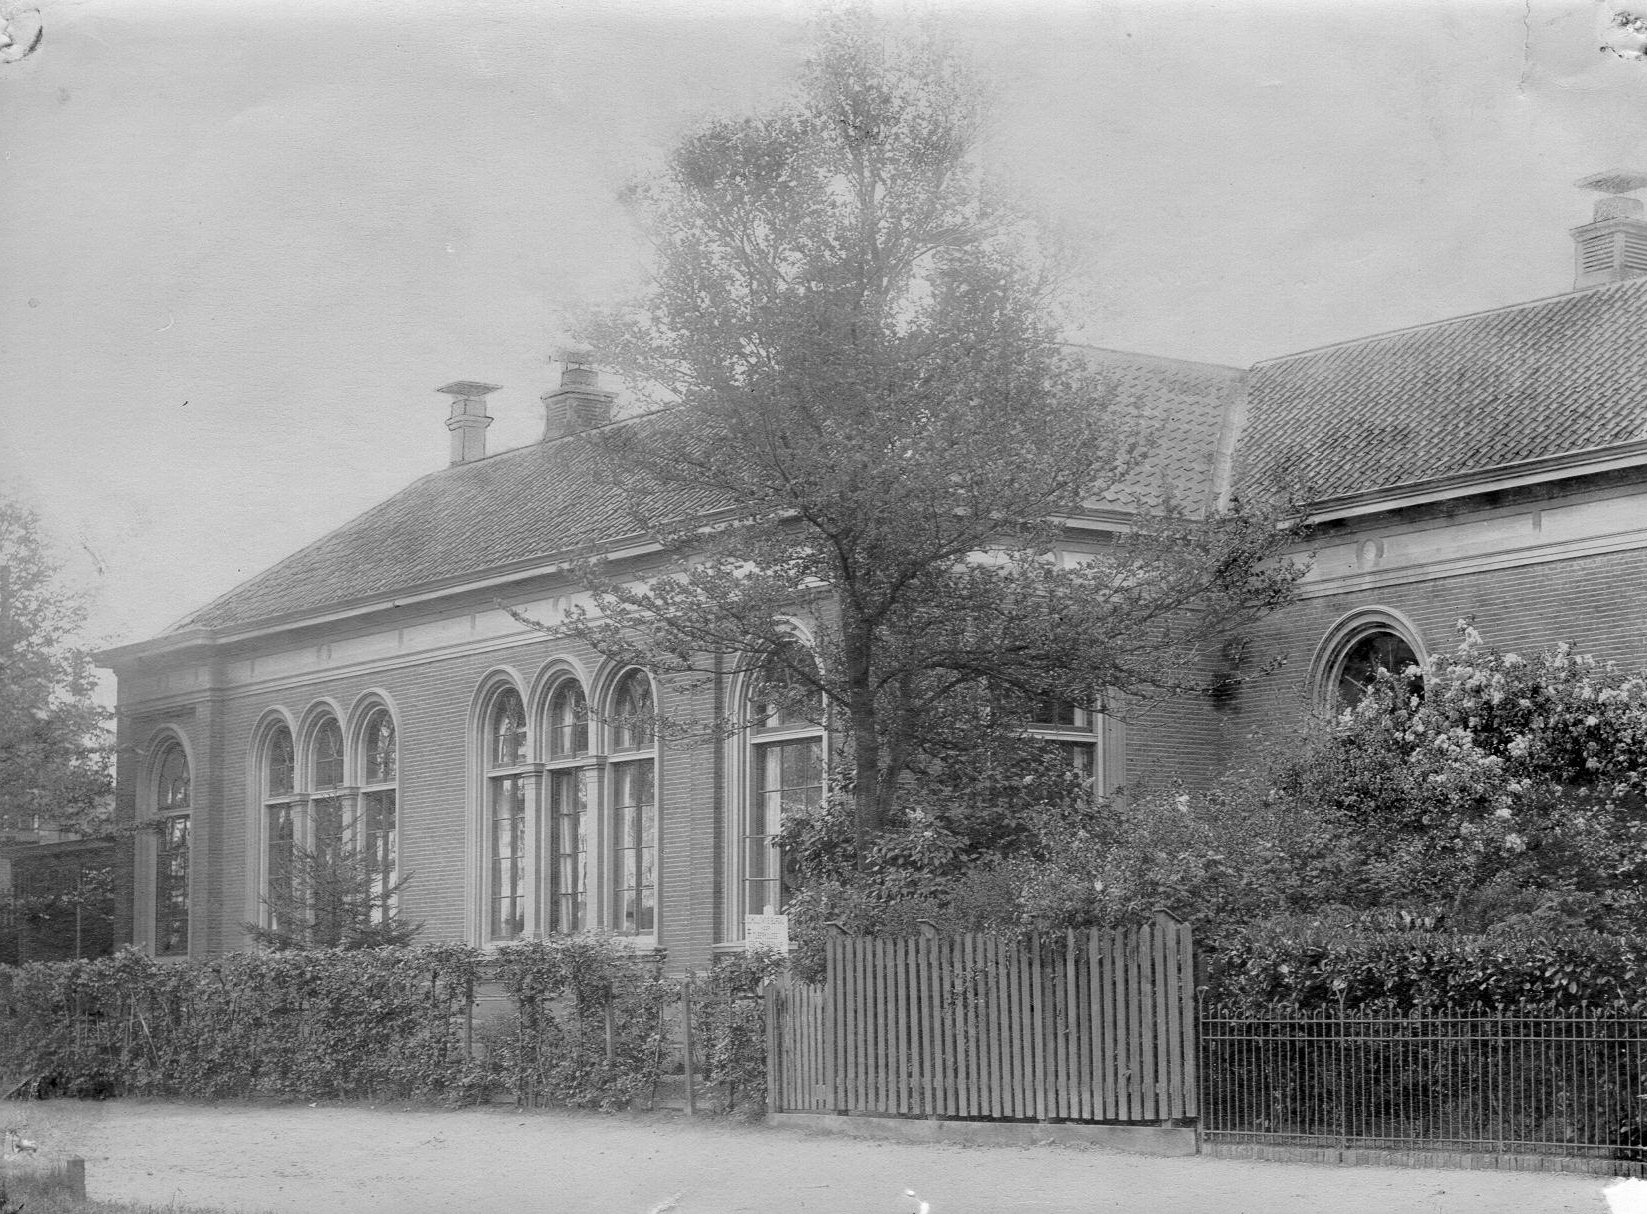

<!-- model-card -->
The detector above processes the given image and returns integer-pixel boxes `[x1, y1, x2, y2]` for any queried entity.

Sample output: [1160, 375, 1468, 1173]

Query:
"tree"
[556, 9, 1302, 858]
[244, 810, 421, 950]
[0, 494, 111, 838]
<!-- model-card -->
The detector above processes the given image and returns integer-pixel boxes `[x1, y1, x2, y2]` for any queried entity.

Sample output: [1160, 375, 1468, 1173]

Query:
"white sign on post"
[744, 913, 790, 951]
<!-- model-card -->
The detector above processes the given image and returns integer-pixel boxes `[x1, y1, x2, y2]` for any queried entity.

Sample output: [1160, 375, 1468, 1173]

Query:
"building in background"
[98, 178, 1647, 969]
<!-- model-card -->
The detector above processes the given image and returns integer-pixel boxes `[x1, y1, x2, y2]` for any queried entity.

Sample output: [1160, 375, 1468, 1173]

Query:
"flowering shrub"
[1318, 624, 1647, 926]
[1005, 626, 1647, 942]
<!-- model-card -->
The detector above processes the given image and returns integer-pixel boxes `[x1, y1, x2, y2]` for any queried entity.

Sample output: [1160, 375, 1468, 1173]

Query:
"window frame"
[483, 685, 532, 944]
[542, 677, 592, 936]
[355, 704, 399, 928]
[1311, 607, 1428, 712]
[1026, 695, 1102, 790]
[606, 669, 659, 940]
[259, 719, 301, 939]
[739, 644, 826, 933]
[145, 735, 193, 959]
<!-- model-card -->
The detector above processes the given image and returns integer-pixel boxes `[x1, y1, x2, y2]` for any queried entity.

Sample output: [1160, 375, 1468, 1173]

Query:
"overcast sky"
[4, 0, 1647, 661]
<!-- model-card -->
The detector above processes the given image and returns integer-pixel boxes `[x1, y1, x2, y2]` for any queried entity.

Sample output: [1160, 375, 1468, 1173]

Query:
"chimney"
[437, 381, 501, 465]
[1571, 170, 1647, 290]
[541, 348, 616, 440]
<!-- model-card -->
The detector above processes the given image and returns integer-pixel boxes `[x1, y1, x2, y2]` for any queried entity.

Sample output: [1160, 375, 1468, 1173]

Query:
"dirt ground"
[0, 1100, 1619, 1214]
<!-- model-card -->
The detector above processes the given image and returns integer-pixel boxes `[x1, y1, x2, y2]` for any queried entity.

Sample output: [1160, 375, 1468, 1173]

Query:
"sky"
[3, 0, 1647, 663]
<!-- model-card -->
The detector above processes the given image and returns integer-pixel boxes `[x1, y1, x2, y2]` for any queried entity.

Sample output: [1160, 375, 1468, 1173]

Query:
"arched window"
[262, 724, 298, 936]
[545, 680, 590, 933]
[359, 707, 398, 924]
[608, 671, 657, 936]
[486, 688, 529, 941]
[1315, 609, 1426, 710]
[152, 741, 191, 956]
[743, 644, 824, 924]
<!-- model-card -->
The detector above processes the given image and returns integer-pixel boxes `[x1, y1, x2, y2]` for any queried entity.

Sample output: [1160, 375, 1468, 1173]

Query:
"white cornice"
[1303, 440, 1647, 522]
[1298, 522, 1647, 599]
[97, 532, 673, 669]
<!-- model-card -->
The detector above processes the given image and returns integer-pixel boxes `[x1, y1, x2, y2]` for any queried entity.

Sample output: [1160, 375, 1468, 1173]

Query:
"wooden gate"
[766, 911, 1197, 1122]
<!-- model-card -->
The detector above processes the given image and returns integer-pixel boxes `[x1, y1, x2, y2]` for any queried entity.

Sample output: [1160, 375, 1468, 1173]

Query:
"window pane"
[158, 746, 190, 810]
[1059, 741, 1095, 783]
[753, 644, 824, 729]
[1336, 631, 1419, 706]
[549, 684, 589, 758]
[489, 775, 525, 939]
[549, 769, 588, 933]
[313, 719, 344, 789]
[266, 803, 296, 933]
[365, 711, 396, 784]
[612, 758, 655, 935]
[746, 738, 821, 918]
[1032, 695, 1083, 728]
[363, 789, 397, 922]
[492, 690, 526, 768]
[155, 814, 190, 955]
[267, 728, 294, 796]
[612, 673, 655, 750]
[313, 797, 343, 866]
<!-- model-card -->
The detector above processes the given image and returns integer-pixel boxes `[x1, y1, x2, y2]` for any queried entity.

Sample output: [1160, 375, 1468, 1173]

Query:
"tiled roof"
[169, 349, 1242, 636]
[1080, 347, 1243, 512]
[1241, 277, 1647, 502]
[171, 423, 726, 633]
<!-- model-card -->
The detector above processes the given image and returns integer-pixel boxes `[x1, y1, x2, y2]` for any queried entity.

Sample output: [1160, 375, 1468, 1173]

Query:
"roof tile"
[1241, 278, 1647, 500]
[172, 349, 1242, 635]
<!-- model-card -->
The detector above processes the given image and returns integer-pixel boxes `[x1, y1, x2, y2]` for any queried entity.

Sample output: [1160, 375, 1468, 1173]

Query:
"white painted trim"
[1304, 443, 1647, 523]
[1297, 525, 1647, 599]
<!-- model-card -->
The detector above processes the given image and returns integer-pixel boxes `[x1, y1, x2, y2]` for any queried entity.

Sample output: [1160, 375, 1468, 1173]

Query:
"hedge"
[1210, 923, 1647, 1013]
[0, 939, 775, 1112]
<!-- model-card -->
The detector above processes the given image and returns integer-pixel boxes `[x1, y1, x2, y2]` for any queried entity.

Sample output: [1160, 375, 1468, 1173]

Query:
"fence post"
[464, 977, 475, 1058]
[764, 979, 781, 1114]
[681, 979, 696, 1116]
[65, 1156, 86, 1201]
[1336, 998, 1348, 1153]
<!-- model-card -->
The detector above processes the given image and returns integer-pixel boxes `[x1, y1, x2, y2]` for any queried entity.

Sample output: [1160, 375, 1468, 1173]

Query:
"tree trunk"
[842, 622, 882, 865]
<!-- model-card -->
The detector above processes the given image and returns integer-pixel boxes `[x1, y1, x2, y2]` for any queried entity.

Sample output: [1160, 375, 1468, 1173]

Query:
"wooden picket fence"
[765, 912, 1197, 1122]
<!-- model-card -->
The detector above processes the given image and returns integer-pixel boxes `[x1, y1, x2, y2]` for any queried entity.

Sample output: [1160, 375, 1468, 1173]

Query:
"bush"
[0, 944, 490, 1102]
[1210, 921, 1647, 1013]
[0, 937, 789, 1113]
[483, 937, 677, 1111]
[684, 947, 786, 1115]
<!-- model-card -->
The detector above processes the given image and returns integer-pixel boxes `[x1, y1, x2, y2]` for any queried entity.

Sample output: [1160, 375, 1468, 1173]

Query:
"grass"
[0, 1167, 273, 1214]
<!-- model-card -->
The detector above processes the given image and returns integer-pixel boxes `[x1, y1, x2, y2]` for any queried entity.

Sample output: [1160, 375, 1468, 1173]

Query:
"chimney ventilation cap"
[1576, 170, 1647, 195]
[436, 381, 504, 399]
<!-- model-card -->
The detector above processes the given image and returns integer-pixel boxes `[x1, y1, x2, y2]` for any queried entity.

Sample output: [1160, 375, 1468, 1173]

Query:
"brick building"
[99, 177, 1647, 970]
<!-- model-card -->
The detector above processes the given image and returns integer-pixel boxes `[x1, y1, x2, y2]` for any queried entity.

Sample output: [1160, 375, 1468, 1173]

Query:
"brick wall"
[114, 624, 737, 974]
[112, 515, 1645, 968]
[1229, 543, 1647, 751]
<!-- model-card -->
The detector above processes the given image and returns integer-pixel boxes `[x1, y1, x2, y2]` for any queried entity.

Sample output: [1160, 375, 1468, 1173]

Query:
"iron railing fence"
[1199, 1002, 1647, 1172]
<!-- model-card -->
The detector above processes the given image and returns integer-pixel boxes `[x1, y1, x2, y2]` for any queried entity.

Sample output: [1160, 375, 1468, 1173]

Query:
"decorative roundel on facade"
[1312, 608, 1427, 710]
